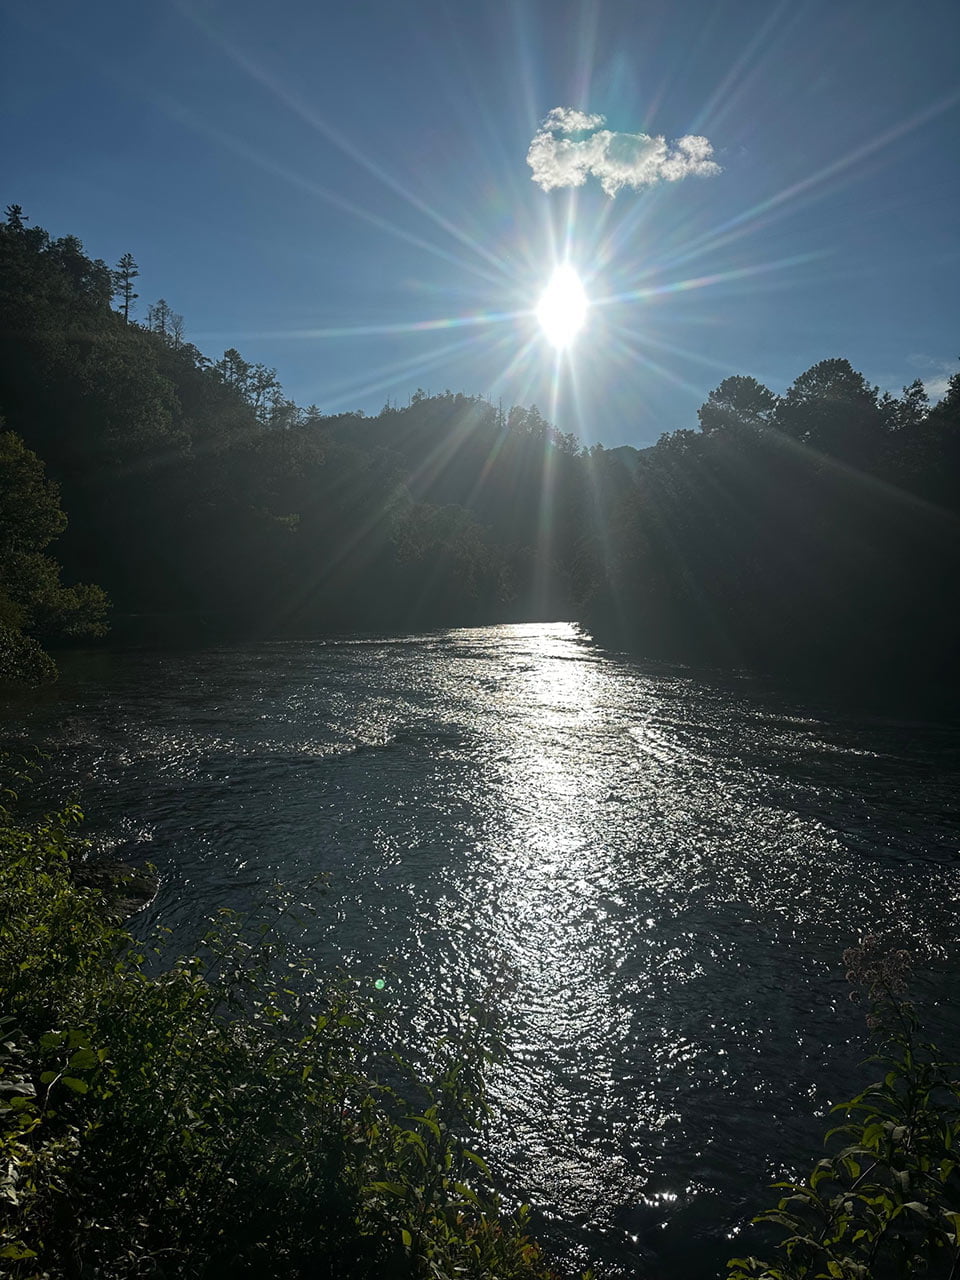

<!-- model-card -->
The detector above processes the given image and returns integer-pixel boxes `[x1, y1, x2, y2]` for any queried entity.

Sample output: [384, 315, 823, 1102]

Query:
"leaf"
[862, 1122, 885, 1147]
[401, 1229, 412, 1248]
[0, 1081, 34, 1096]
[0, 1244, 37, 1259]
[368, 1181, 407, 1197]
[408, 1113, 442, 1140]
[453, 1181, 483, 1206]
[762, 1212, 806, 1230]
[902, 1201, 930, 1218]
[463, 1149, 491, 1179]
[62, 1076, 89, 1094]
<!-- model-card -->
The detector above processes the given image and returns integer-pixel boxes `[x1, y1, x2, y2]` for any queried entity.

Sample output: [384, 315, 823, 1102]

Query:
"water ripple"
[9, 622, 960, 1278]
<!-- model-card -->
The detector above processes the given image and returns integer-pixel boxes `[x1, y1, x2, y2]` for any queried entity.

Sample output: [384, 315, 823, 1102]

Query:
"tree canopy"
[0, 426, 106, 683]
[1, 205, 957, 697]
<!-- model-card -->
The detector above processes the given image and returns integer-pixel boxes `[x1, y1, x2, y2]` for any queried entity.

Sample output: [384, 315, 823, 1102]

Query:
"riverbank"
[8, 624, 960, 1276]
[0, 794, 559, 1279]
[5, 773, 960, 1278]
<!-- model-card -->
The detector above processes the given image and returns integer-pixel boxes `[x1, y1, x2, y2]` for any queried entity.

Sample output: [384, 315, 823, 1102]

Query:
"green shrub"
[729, 937, 960, 1280]
[0, 792, 558, 1279]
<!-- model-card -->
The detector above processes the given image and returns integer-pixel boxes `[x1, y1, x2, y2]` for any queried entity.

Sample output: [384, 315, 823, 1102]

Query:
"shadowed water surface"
[9, 623, 960, 1277]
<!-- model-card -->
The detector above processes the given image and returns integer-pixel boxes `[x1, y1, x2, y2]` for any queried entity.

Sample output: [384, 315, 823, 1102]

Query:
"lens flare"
[536, 264, 588, 349]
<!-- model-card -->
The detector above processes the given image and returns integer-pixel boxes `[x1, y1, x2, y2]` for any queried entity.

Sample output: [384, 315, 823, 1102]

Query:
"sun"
[536, 264, 588, 349]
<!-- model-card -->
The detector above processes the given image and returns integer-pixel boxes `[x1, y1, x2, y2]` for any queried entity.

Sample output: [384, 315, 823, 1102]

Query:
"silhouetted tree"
[698, 375, 778, 438]
[2, 208, 958, 696]
[113, 252, 139, 322]
[774, 358, 886, 465]
[143, 296, 188, 352]
[4, 204, 25, 233]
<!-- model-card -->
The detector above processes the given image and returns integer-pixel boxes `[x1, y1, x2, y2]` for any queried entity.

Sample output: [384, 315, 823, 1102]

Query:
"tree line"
[580, 361, 960, 693]
[1, 204, 957, 697]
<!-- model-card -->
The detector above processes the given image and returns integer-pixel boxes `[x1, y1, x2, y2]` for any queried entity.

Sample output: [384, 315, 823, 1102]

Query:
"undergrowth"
[0, 777, 559, 1279]
[728, 937, 960, 1280]
[7, 757, 958, 1280]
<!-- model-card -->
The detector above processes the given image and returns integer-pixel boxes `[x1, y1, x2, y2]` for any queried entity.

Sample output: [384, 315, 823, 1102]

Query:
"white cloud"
[527, 107, 721, 197]
[924, 375, 951, 401]
[908, 355, 957, 403]
[540, 106, 606, 133]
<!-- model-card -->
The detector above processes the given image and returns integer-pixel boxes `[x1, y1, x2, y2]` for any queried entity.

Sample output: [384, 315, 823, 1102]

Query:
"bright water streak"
[11, 623, 960, 1277]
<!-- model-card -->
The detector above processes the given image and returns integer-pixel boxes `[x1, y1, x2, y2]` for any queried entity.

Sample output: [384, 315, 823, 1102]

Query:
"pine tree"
[145, 298, 184, 345]
[113, 253, 139, 322]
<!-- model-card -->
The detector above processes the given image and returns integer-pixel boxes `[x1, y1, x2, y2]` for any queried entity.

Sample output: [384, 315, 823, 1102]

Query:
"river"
[8, 622, 960, 1277]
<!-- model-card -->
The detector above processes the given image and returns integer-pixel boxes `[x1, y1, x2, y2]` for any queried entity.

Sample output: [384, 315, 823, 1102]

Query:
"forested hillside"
[581, 365, 960, 688]
[1, 205, 958, 695]
[0, 206, 581, 649]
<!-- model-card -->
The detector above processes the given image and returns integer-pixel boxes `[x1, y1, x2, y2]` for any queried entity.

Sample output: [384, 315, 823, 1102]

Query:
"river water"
[8, 622, 960, 1277]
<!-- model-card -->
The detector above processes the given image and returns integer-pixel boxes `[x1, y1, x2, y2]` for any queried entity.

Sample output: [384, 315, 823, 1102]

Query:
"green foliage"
[3, 203, 958, 684]
[728, 940, 960, 1280]
[0, 209, 579, 637]
[0, 428, 107, 683]
[581, 357, 960, 688]
[0, 793, 559, 1278]
[0, 627, 56, 686]
[697, 376, 778, 438]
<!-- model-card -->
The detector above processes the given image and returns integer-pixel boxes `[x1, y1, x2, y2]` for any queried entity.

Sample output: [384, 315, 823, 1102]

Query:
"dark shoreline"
[47, 613, 960, 727]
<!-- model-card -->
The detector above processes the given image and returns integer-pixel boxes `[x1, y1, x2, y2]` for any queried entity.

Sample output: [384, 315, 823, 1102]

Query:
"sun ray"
[390, 336, 531, 498]
[605, 329, 709, 396]
[147, 95, 505, 287]
[623, 85, 960, 284]
[591, 250, 830, 310]
[192, 308, 531, 346]
[687, 0, 795, 136]
[301, 333, 487, 410]
[176, 1, 514, 278]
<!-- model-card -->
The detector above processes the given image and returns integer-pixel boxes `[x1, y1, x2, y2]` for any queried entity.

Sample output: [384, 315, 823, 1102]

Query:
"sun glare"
[536, 264, 588, 349]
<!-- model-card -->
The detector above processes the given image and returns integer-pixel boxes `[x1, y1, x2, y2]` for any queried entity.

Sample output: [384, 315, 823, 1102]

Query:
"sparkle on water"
[18, 623, 960, 1278]
[536, 264, 588, 349]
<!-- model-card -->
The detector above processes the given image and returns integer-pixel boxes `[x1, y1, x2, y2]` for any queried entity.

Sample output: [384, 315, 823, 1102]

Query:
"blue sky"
[3, 0, 958, 448]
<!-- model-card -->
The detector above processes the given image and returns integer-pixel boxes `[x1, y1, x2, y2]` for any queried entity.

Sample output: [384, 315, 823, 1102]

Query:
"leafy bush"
[0, 427, 108, 685]
[0, 790, 558, 1279]
[729, 938, 960, 1279]
[0, 626, 56, 688]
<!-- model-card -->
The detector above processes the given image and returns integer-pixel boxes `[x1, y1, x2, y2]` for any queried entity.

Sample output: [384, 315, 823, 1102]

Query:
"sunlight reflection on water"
[12, 623, 960, 1278]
